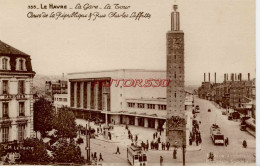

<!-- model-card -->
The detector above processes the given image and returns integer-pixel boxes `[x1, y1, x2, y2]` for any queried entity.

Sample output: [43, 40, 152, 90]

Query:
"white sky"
[0, 0, 255, 85]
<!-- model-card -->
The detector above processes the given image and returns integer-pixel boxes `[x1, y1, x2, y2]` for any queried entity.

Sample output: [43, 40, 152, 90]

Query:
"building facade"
[0, 40, 35, 144]
[166, 5, 186, 147]
[198, 73, 256, 117]
[68, 69, 193, 131]
[53, 93, 69, 108]
[45, 80, 68, 96]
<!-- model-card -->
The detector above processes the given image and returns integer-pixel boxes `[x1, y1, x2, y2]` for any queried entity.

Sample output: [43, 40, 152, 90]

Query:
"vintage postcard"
[0, 0, 256, 165]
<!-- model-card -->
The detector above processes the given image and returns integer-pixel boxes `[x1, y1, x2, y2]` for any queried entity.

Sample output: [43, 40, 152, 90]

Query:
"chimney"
[214, 72, 216, 83]
[226, 73, 228, 81]
[235, 73, 237, 80]
[231, 73, 234, 81]
[208, 73, 210, 82]
[248, 73, 250, 81]
[204, 73, 206, 82]
[240, 73, 242, 81]
[224, 74, 226, 82]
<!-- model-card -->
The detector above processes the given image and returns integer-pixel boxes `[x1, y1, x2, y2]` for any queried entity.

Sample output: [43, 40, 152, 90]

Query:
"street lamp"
[85, 122, 91, 164]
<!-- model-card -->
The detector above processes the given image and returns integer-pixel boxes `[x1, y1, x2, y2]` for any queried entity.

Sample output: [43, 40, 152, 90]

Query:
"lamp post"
[85, 122, 91, 164]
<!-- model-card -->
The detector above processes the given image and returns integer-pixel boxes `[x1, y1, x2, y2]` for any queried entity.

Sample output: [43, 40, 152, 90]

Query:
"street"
[76, 96, 255, 165]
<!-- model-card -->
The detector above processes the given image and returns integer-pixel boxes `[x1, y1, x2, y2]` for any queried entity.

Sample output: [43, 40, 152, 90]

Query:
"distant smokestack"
[214, 72, 216, 83]
[248, 73, 250, 81]
[226, 73, 228, 81]
[231, 73, 234, 81]
[224, 74, 226, 82]
[204, 73, 206, 82]
[235, 73, 237, 80]
[208, 73, 210, 82]
[240, 73, 242, 81]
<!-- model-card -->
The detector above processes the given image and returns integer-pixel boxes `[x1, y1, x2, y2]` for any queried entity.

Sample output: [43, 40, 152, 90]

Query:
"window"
[2, 127, 9, 143]
[59, 98, 62, 101]
[3, 80, 8, 94]
[158, 105, 167, 110]
[128, 103, 135, 108]
[18, 80, 25, 94]
[137, 103, 145, 108]
[2, 103, 9, 118]
[63, 98, 67, 102]
[18, 125, 25, 142]
[2, 58, 8, 70]
[19, 102, 25, 116]
[19, 59, 23, 70]
[147, 104, 155, 109]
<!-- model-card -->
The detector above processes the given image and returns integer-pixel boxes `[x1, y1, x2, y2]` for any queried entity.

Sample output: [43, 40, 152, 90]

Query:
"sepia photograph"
[0, 0, 257, 165]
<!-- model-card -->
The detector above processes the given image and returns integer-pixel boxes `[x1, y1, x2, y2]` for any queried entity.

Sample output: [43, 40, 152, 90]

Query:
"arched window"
[2, 58, 8, 70]
[19, 59, 23, 70]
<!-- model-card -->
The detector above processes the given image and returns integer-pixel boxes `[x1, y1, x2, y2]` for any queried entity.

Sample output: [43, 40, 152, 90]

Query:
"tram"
[127, 144, 147, 166]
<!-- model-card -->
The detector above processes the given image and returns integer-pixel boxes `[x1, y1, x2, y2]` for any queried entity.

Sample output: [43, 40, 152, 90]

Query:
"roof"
[68, 69, 166, 75]
[0, 40, 28, 56]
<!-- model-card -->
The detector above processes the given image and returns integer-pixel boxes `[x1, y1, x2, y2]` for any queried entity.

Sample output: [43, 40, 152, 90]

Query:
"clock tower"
[166, 5, 186, 147]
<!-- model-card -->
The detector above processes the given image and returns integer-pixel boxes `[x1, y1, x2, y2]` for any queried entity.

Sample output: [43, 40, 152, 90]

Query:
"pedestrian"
[99, 153, 103, 161]
[147, 143, 149, 151]
[156, 132, 158, 138]
[173, 148, 177, 159]
[116, 146, 121, 154]
[243, 140, 247, 148]
[167, 142, 170, 150]
[160, 156, 163, 166]
[160, 129, 162, 136]
[153, 133, 155, 140]
[161, 142, 164, 150]
[189, 136, 192, 145]
[196, 138, 199, 146]
[94, 152, 97, 160]
[91, 152, 94, 160]
[158, 137, 161, 143]
[226, 137, 229, 145]
[151, 141, 154, 149]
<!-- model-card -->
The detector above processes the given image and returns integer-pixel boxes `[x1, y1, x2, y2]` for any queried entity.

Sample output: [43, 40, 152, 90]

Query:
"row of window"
[2, 102, 25, 118]
[128, 103, 167, 110]
[2, 124, 25, 143]
[1, 80, 25, 95]
[54, 98, 67, 102]
[0, 57, 27, 71]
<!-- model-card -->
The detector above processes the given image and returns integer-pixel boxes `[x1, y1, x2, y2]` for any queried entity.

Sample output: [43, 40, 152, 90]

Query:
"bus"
[127, 145, 147, 166]
[210, 124, 224, 145]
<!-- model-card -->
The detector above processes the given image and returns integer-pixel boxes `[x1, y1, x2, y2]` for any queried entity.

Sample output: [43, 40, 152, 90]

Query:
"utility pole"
[183, 144, 186, 166]
[86, 122, 91, 164]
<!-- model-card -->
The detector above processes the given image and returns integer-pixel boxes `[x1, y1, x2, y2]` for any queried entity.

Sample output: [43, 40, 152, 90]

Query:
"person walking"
[94, 152, 97, 161]
[116, 146, 121, 154]
[153, 133, 155, 140]
[173, 148, 177, 159]
[243, 140, 247, 148]
[99, 153, 103, 161]
[156, 132, 158, 138]
[160, 156, 163, 166]
[226, 137, 229, 145]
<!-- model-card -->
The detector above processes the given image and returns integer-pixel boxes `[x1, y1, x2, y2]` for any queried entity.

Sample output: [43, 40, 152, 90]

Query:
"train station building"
[67, 69, 194, 132]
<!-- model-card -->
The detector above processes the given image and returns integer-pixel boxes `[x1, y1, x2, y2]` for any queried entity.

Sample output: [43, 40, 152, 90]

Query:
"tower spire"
[171, 5, 180, 31]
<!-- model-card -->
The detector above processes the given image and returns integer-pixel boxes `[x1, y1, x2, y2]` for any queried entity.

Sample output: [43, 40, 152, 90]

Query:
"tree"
[18, 138, 51, 164]
[34, 97, 54, 138]
[52, 138, 84, 164]
[53, 107, 77, 140]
